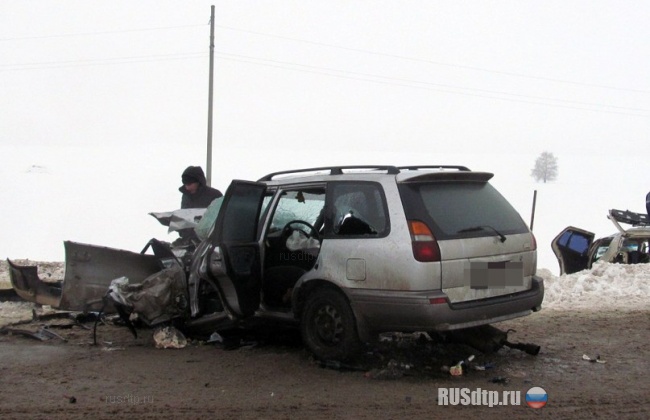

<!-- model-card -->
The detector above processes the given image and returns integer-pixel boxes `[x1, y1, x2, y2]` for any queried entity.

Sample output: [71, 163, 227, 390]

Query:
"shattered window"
[329, 182, 388, 236]
[269, 188, 326, 232]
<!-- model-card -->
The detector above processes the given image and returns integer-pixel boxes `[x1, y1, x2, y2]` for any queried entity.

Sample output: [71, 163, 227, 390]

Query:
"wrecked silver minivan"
[9, 165, 544, 361]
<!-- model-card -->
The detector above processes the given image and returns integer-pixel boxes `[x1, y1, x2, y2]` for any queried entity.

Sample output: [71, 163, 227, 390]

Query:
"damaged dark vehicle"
[552, 209, 650, 275]
[8, 165, 544, 361]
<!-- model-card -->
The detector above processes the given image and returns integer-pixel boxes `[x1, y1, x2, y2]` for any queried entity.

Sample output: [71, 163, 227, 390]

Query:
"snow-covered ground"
[540, 262, 650, 311]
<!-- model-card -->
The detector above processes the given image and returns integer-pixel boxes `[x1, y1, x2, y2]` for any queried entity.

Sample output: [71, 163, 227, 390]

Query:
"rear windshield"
[398, 182, 529, 240]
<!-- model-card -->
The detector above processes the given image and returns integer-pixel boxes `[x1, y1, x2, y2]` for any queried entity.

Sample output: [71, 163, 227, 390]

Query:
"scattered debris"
[31, 309, 73, 322]
[101, 346, 125, 352]
[365, 359, 411, 379]
[153, 325, 187, 349]
[443, 325, 540, 356]
[472, 362, 495, 371]
[488, 376, 510, 385]
[207, 332, 224, 344]
[582, 354, 607, 364]
[0, 325, 67, 341]
[449, 354, 475, 376]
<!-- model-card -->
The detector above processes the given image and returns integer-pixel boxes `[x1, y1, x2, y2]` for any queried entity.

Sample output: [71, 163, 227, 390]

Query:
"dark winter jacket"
[179, 166, 223, 209]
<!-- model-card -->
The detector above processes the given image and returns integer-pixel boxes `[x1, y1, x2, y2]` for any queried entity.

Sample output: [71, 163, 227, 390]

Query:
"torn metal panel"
[107, 264, 188, 326]
[7, 259, 62, 307]
[0, 326, 67, 342]
[58, 241, 164, 312]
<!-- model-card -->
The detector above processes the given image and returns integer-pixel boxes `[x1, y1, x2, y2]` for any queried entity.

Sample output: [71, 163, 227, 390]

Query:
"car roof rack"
[398, 165, 470, 172]
[258, 165, 400, 181]
[258, 165, 472, 181]
[608, 209, 649, 232]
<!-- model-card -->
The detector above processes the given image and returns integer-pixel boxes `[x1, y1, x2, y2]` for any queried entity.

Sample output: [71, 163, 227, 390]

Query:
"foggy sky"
[1, 1, 649, 266]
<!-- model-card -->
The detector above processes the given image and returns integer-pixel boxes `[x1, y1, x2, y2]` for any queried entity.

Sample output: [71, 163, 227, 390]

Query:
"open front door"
[551, 227, 595, 275]
[207, 180, 267, 318]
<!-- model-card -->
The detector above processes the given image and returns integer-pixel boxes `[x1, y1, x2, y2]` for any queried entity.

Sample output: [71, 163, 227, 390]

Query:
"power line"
[214, 51, 650, 114]
[214, 53, 650, 118]
[0, 52, 207, 71]
[2, 22, 647, 116]
[3, 47, 647, 116]
[215, 24, 650, 95]
[0, 24, 206, 41]
[4, 21, 646, 95]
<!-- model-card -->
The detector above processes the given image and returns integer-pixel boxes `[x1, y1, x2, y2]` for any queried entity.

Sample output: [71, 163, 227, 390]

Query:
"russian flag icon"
[526, 387, 548, 408]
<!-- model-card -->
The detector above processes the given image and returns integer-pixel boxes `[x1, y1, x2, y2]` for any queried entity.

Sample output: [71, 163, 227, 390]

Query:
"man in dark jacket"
[175, 166, 223, 244]
[179, 166, 222, 209]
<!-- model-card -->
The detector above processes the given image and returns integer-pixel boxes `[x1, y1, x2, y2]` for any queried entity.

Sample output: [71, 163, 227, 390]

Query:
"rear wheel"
[300, 289, 362, 361]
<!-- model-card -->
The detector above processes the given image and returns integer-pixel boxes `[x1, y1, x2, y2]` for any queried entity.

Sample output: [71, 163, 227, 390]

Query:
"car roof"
[257, 165, 494, 185]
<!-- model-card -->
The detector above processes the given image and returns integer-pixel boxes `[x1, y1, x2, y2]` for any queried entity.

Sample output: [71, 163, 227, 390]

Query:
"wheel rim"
[313, 304, 343, 345]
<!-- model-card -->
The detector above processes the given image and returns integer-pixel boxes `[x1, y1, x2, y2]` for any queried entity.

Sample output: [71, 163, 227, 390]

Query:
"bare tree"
[531, 151, 558, 183]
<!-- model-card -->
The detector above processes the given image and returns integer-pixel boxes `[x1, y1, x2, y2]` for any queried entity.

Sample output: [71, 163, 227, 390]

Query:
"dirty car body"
[188, 165, 543, 361]
[9, 165, 544, 361]
[552, 209, 650, 275]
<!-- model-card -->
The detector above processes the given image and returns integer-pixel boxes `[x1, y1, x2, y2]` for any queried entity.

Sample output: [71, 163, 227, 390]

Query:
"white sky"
[1, 1, 649, 270]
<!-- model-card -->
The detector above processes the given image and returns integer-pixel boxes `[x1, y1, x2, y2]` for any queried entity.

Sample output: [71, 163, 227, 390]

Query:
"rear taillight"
[408, 220, 441, 262]
[531, 232, 537, 250]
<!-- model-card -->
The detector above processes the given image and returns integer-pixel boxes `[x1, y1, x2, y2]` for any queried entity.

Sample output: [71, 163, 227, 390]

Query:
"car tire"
[301, 289, 362, 362]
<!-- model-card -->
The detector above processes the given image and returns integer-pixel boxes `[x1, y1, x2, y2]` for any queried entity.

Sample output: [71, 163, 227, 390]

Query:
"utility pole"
[530, 190, 537, 231]
[206, 5, 215, 186]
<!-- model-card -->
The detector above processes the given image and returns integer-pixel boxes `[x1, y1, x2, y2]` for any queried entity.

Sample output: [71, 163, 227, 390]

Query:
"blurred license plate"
[467, 261, 523, 289]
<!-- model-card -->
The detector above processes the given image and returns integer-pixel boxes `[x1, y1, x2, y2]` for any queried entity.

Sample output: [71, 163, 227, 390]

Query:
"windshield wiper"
[457, 226, 506, 243]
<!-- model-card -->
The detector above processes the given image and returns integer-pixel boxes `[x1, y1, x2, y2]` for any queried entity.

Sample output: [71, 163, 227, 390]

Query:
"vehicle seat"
[628, 250, 641, 264]
[263, 265, 306, 308]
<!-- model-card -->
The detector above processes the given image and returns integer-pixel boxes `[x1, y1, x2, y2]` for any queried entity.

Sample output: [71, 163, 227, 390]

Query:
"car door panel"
[208, 180, 267, 318]
[551, 227, 595, 275]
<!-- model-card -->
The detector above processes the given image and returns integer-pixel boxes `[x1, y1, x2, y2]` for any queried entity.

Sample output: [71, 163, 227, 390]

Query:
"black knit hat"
[182, 174, 199, 185]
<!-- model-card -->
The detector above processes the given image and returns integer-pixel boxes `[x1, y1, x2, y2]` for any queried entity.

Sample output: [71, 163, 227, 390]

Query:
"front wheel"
[300, 289, 363, 362]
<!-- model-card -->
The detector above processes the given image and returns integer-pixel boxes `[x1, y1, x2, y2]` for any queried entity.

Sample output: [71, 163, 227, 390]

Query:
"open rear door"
[551, 227, 595, 275]
[207, 180, 267, 318]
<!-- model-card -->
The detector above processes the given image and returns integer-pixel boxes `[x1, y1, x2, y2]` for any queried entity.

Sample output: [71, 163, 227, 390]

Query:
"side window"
[269, 188, 326, 232]
[328, 182, 388, 237]
[557, 231, 590, 254]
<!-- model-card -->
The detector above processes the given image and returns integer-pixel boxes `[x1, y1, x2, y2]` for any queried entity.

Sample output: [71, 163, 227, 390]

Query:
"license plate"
[467, 261, 524, 289]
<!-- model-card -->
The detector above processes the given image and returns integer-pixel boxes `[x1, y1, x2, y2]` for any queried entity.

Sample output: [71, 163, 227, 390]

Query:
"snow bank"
[540, 262, 650, 310]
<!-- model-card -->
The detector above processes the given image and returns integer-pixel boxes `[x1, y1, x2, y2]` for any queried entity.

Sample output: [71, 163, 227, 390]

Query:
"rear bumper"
[347, 275, 544, 333]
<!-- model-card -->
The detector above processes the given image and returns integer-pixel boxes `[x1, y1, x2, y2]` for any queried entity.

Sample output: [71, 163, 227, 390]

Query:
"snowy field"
[1, 147, 648, 275]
